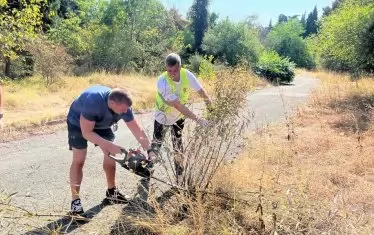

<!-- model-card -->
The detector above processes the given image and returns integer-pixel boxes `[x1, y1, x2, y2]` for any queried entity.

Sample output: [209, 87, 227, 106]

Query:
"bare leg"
[70, 148, 87, 200]
[101, 148, 116, 189]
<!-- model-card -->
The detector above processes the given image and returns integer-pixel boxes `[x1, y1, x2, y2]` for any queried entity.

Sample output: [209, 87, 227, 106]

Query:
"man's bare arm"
[169, 99, 200, 122]
[197, 88, 212, 106]
[80, 115, 112, 148]
[125, 119, 152, 150]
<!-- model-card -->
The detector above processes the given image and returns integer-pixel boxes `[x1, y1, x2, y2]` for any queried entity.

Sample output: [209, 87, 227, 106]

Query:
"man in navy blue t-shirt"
[66, 85, 157, 215]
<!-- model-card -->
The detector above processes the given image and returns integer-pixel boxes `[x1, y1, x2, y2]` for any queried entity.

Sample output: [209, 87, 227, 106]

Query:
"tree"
[278, 14, 288, 24]
[47, 0, 105, 68]
[203, 19, 263, 66]
[0, 0, 46, 78]
[259, 19, 272, 42]
[169, 7, 188, 30]
[323, 0, 344, 17]
[209, 12, 218, 28]
[265, 19, 315, 69]
[92, 0, 175, 73]
[268, 19, 273, 29]
[305, 6, 318, 37]
[300, 12, 306, 29]
[315, 0, 374, 73]
[322, 6, 332, 17]
[188, 0, 210, 52]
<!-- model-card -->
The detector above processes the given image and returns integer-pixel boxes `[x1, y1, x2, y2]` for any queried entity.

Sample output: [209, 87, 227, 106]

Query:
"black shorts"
[67, 121, 115, 150]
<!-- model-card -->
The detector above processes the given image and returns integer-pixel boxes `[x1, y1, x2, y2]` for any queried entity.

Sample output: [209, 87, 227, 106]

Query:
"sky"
[160, 0, 335, 26]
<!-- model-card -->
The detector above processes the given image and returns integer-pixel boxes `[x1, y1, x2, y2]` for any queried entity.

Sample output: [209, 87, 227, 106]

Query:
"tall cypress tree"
[305, 6, 318, 37]
[188, 0, 210, 53]
[278, 14, 288, 24]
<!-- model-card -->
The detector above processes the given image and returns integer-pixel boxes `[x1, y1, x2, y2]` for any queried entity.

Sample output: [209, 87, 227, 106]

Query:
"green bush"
[187, 53, 204, 73]
[265, 19, 315, 69]
[186, 53, 216, 80]
[315, 0, 374, 74]
[254, 51, 295, 84]
[202, 19, 263, 66]
[199, 55, 216, 80]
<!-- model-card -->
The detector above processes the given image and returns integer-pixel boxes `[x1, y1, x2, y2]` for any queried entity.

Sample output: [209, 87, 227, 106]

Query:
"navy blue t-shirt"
[67, 85, 134, 129]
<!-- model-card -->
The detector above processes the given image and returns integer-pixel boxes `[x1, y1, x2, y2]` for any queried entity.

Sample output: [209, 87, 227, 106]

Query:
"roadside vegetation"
[1, 0, 374, 233]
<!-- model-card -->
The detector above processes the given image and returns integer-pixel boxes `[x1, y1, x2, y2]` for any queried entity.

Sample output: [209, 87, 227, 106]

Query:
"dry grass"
[0, 73, 159, 141]
[108, 70, 374, 234]
[211, 70, 374, 234]
[1, 73, 157, 128]
[1, 70, 244, 142]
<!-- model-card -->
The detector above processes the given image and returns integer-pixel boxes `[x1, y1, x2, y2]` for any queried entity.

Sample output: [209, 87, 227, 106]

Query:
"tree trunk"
[4, 56, 11, 78]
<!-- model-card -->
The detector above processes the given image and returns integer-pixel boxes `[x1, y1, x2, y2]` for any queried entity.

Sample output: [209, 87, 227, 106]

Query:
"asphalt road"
[0, 76, 319, 234]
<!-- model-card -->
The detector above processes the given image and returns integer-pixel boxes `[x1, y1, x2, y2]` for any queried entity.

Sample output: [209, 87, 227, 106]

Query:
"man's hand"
[103, 142, 123, 156]
[206, 103, 215, 114]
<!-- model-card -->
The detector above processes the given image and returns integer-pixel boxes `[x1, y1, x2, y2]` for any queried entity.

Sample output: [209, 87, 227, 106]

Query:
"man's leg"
[152, 120, 166, 150]
[171, 119, 185, 176]
[70, 148, 87, 200]
[96, 128, 129, 203]
[100, 147, 116, 189]
[67, 122, 88, 214]
[69, 148, 87, 214]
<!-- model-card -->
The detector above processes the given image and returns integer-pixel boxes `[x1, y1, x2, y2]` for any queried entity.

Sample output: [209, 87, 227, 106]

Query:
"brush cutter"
[108, 148, 155, 178]
[109, 148, 187, 190]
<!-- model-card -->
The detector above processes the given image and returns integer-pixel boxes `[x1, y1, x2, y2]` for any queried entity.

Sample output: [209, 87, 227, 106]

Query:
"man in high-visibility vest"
[152, 53, 212, 176]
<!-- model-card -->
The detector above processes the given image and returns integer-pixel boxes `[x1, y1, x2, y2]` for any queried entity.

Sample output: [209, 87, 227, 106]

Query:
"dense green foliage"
[202, 19, 263, 66]
[254, 51, 295, 83]
[188, 0, 209, 53]
[312, 0, 374, 74]
[0, 0, 372, 81]
[265, 19, 315, 69]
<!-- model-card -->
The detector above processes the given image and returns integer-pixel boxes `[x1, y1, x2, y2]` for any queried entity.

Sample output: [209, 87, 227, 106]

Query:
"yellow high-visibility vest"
[155, 68, 190, 113]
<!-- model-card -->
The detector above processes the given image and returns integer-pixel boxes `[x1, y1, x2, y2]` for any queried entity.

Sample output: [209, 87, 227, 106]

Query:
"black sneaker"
[67, 198, 87, 221]
[70, 198, 84, 214]
[105, 187, 130, 204]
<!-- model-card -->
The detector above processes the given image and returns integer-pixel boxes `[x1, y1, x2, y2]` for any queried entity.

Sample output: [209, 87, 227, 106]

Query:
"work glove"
[147, 148, 158, 163]
[197, 118, 210, 127]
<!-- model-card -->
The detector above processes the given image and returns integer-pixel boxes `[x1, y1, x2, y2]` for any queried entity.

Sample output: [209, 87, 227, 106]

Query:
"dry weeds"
[110, 70, 374, 234]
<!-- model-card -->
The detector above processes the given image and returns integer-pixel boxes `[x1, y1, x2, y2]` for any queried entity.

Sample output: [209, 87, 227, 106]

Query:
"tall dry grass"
[1, 73, 157, 129]
[110, 68, 258, 235]
[110, 70, 374, 235]
[0, 70, 237, 142]
[211, 70, 374, 234]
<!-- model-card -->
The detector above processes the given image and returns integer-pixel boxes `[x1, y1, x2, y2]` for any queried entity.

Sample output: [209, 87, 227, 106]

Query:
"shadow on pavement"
[23, 200, 110, 234]
[23, 178, 155, 234]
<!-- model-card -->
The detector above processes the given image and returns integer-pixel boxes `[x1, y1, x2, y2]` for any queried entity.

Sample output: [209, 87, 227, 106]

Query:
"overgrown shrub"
[27, 37, 72, 86]
[254, 51, 295, 84]
[187, 53, 204, 73]
[198, 55, 216, 80]
[111, 69, 254, 234]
